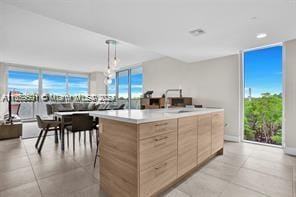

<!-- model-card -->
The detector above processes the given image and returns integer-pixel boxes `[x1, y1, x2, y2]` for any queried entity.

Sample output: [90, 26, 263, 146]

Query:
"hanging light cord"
[114, 42, 117, 61]
[107, 42, 110, 69]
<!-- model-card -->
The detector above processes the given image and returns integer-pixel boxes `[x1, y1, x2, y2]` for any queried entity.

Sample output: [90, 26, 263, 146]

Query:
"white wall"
[284, 39, 296, 154]
[89, 71, 106, 95]
[142, 55, 240, 141]
[0, 63, 7, 119]
[142, 57, 189, 97]
[189, 55, 240, 141]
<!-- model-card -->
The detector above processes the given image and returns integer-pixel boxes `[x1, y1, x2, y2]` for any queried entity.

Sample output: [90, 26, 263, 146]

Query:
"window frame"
[6, 66, 90, 120]
[7, 67, 90, 96]
[240, 43, 284, 147]
[107, 66, 143, 109]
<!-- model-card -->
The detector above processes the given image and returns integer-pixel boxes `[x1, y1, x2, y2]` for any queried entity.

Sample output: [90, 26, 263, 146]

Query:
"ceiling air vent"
[189, 29, 205, 36]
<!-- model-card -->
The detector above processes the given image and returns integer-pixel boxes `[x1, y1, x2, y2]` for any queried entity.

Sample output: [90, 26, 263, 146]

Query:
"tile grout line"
[240, 165, 293, 181]
[217, 149, 264, 197]
[226, 148, 269, 197]
[179, 145, 256, 197]
[22, 137, 91, 196]
[242, 149, 294, 196]
[22, 139, 45, 197]
[231, 148, 289, 197]
[0, 142, 33, 193]
[69, 133, 100, 180]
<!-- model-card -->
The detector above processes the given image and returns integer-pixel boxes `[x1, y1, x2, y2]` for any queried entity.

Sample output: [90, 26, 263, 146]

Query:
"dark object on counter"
[140, 97, 192, 109]
[143, 91, 154, 98]
[195, 105, 203, 108]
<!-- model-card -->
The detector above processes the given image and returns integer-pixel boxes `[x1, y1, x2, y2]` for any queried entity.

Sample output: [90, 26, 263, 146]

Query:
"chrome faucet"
[164, 88, 183, 109]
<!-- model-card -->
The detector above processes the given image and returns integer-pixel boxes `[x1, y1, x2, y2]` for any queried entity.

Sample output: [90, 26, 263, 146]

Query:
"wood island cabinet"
[211, 112, 224, 153]
[197, 114, 212, 164]
[178, 116, 198, 176]
[99, 110, 224, 197]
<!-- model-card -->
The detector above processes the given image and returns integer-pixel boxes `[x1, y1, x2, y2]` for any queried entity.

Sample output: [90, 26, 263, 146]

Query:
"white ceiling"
[1, 0, 296, 71]
[0, 2, 161, 72]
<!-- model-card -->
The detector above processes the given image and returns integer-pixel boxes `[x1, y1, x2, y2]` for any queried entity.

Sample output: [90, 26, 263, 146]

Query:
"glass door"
[243, 45, 283, 145]
[130, 67, 143, 109]
[107, 66, 143, 109]
[117, 70, 129, 109]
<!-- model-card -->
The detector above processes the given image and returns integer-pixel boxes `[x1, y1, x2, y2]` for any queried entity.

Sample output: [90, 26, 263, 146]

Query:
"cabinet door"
[211, 112, 224, 153]
[178, 116, 198, 177]
[140, 155, 177, 197]
[197, 114, 212, 164]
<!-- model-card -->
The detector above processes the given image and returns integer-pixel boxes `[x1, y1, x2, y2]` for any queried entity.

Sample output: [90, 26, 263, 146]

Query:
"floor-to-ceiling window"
[42, 72, 67, 96]
[243, 45, 283, 145]
[7, 68, 89, 120]
[107, 78, 116, 97]
[107, 66, 143, 109]
[68, 75, 89, 96]
[117, 70, 129, 109]
[130, 67, 143, 109]
[8, 69, 39, 119]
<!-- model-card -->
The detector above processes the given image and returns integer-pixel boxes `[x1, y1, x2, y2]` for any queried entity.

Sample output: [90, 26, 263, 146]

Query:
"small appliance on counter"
[143, 91, 153, 98]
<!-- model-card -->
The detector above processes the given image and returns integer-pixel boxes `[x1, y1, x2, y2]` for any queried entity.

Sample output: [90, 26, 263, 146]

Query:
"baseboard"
[284, 146, 296, 156]
[224, 134, 240, 142]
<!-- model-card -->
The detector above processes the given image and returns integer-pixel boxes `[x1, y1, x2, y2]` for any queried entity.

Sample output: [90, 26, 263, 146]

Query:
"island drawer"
[140, 155, 177, 197]
[139, 131, 177, 171]
[212, 112, 224, 153]
[139, 119, 177, 140]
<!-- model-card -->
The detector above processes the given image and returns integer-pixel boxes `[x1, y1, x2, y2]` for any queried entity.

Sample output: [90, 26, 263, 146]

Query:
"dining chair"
[35, 115, 60, 153]
[93, 121, 100, 167]
[65, 114, 94, 151]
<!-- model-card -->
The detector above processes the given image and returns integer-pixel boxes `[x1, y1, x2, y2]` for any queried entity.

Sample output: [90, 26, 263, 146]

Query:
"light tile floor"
[0, 136, 295, 197]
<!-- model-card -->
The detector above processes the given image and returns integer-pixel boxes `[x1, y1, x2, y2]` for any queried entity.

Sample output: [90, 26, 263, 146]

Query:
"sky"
[8, 67, 143, 98]
[8, 71, 88, 95]
[108, 67, 143, 98]
[244, 45, 282, 98]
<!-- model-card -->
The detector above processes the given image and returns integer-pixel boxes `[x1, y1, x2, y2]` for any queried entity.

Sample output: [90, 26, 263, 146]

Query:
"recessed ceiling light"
[189, 29, 205, 36]
[256, 33, 267, 39]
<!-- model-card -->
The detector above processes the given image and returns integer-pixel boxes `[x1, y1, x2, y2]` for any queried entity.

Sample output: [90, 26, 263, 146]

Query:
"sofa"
[46, 102, 125, 116]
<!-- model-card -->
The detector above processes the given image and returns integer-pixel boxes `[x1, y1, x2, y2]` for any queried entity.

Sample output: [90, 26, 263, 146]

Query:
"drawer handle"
[154, 162, 167, 170]
[154, 136, 168, 142]
[155, 122, 168, 127]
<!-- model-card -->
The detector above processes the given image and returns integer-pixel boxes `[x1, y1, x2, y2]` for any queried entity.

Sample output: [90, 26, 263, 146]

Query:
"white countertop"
[90, 108, 224, 124]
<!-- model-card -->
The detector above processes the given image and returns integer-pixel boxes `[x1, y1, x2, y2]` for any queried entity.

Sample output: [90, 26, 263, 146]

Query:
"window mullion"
[66, 73, 69, 96]
[128, 69, 131, 109]
[116, 72, 119, 100]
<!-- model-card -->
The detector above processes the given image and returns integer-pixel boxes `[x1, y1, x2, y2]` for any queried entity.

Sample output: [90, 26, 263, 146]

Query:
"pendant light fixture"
[114, 41, 117, 69]
[104, 40, 117, 85]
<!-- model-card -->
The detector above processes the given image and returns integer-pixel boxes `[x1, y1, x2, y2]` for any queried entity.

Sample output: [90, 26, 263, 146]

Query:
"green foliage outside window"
[244, 93, 282, 145]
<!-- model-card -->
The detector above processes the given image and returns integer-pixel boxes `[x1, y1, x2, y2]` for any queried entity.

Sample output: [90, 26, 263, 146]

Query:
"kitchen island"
[90, 108, 224, 197]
